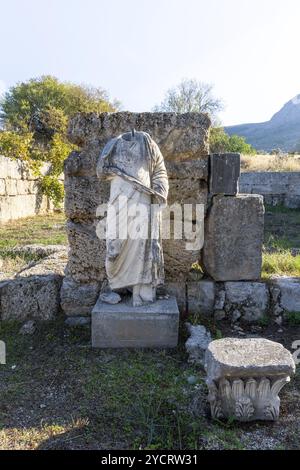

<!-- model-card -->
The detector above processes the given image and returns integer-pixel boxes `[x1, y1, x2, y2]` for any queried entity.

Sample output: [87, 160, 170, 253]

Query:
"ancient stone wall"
[61, 112, 265, 319]
[240, 171, 300, 208]
[62, 112, 211, 317]
[0, 155, 53, 223]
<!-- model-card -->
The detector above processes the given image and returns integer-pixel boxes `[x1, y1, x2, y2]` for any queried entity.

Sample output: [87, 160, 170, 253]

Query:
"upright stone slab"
[202, 194, 264, 281]
[205, 338, 295, 421]
[209, 153, 240, 195]
[92, 296, 179, 348]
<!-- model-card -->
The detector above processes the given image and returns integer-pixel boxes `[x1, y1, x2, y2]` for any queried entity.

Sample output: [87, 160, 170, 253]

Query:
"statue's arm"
[151, 142, 169, 204]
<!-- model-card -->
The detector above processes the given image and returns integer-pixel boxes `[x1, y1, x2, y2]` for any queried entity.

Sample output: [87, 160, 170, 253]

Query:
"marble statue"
[96, 130, 168, 307]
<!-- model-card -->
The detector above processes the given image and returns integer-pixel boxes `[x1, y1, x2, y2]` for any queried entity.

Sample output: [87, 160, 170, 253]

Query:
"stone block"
[64, 174, 110, 220]
[0, 194, 50, 224]
[209, 153, 240, 195]
[187, 281, 215, 315]
[185, 322, 212, 365]
[225, 281, 269, 322]
[0, 179, 6, 196]
[68, 112, 211, 161]
[0, 275, 62, 321]
[92, 296, 179, 348]
[202, 194, 264, 281]
[5, 179, 18, 196]
[166, 158, 208, 181]
[168, 179, 207, 209]
[0, 249, 67, 321]
[65, 316, 91, 327]
[271, 277, 300, 312]
[157, 282, 186, 313]
[205, 338, 295, 421]
[60, 277, 101, 316]
[65, 221, 106, 282]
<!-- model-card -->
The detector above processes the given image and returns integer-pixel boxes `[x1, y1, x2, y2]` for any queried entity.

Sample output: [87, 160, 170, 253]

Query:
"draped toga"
[96, 131, 169, 290]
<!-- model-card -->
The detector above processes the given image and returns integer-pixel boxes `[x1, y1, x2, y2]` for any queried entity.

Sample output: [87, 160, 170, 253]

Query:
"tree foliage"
[154, 78, 223, 122]
[0, 76, 119, 206]
[209, 127, 256, 155]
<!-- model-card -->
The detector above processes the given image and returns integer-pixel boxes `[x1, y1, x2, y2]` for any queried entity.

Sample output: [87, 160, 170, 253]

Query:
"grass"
[262, 205, 300, 279]
[0, 207, 300, 449]
[286, 311, 300, 326]
[241, 153, 300, 172]
[262, 251, 300, 279]
[0, 213, 67, 278]
[0, 213, 67, 250]
[0, 321, 248, 450]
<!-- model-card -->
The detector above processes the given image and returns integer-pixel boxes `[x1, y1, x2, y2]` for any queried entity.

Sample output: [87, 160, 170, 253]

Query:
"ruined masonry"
[61, 111, 265, 323]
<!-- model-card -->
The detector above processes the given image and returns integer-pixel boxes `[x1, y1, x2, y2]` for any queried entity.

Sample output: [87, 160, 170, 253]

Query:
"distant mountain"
[225, 95, 300, 152]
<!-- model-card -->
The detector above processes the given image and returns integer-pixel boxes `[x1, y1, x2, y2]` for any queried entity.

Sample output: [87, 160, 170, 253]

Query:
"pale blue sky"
[1, 0, 299, 125]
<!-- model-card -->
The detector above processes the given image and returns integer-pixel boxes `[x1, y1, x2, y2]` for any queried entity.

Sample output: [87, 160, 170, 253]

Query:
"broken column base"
[92, 296, 179, 348]
[205, 338, 295, 421]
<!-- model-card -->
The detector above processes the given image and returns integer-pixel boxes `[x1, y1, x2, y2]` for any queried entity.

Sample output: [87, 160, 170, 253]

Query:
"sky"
[0, 0, 300, 125]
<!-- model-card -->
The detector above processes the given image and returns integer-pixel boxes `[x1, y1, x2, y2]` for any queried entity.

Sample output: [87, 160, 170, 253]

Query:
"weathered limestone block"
[92, 296, 179, 348]
[16, 180, 38, 195]
[205, 338, 295, 421]
[225, 282, 269, 322]
[0, 179, 6, 196]
[10, 244, 66, 258]
[68, 112, 211, 161]
[0, 194, 50, 224]
[163, 235, 200, 282]
[0, 275, 61, 321]
[65, 221, 106, 282]
[166, 158, 208, 180]
[0, 250, 67, 321]
[271, 277, 300, 312]
[60, 277, 100, 316]
[240, 172, 300, 209]
[185, 322, 212, 365]
[187, 280, 216, 315]
[209, 153, 240, 195]
[64, 146, 101, 178]
[168, 179, 207, 208]
[158, 282, 186, 313]
[0, 155, 25, 179]
[202, 195, 264, 281]
[64, 174, 110, 219]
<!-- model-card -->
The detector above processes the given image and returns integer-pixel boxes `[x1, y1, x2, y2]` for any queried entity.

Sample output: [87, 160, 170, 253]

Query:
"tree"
[153, 78, 223, 122]
[209, 127, 256, 155]
[0, 76, 120, 206]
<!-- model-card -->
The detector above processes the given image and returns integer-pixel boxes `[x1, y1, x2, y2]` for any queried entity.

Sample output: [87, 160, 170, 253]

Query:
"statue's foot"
[140, 284, 156, 303]
[132, 294, 143, 307]
[132, 284, 156, 306]
[100, 291, 121, 304]
[99, 280, 121, 304]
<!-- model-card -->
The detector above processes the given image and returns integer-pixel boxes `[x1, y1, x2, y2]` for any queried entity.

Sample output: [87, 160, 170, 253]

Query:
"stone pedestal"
[92, 296, 179, 348]
[209, 153, 240, 195]
[205, 338, 295, 421]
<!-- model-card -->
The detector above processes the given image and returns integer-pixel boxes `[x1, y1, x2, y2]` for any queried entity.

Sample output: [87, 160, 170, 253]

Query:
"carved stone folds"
[205, 338, 295, 421]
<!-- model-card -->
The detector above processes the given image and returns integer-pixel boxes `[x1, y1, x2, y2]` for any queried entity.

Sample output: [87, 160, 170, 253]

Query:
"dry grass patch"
[241, 154, 300, 172]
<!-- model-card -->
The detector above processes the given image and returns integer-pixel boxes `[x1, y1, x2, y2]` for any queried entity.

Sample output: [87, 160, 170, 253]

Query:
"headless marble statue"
[96, 130, 168, 307]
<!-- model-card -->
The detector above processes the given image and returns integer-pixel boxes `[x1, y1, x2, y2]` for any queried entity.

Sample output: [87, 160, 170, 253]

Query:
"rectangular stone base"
[92, 296, 179, 348]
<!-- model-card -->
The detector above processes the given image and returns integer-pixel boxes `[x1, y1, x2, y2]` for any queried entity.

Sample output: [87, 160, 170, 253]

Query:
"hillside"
[225, 95, 300, 152]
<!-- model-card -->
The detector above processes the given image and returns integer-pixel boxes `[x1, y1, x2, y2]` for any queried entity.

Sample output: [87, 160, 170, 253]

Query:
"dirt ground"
[0, 210, 300, 450]
[0, 318, 299, 450]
